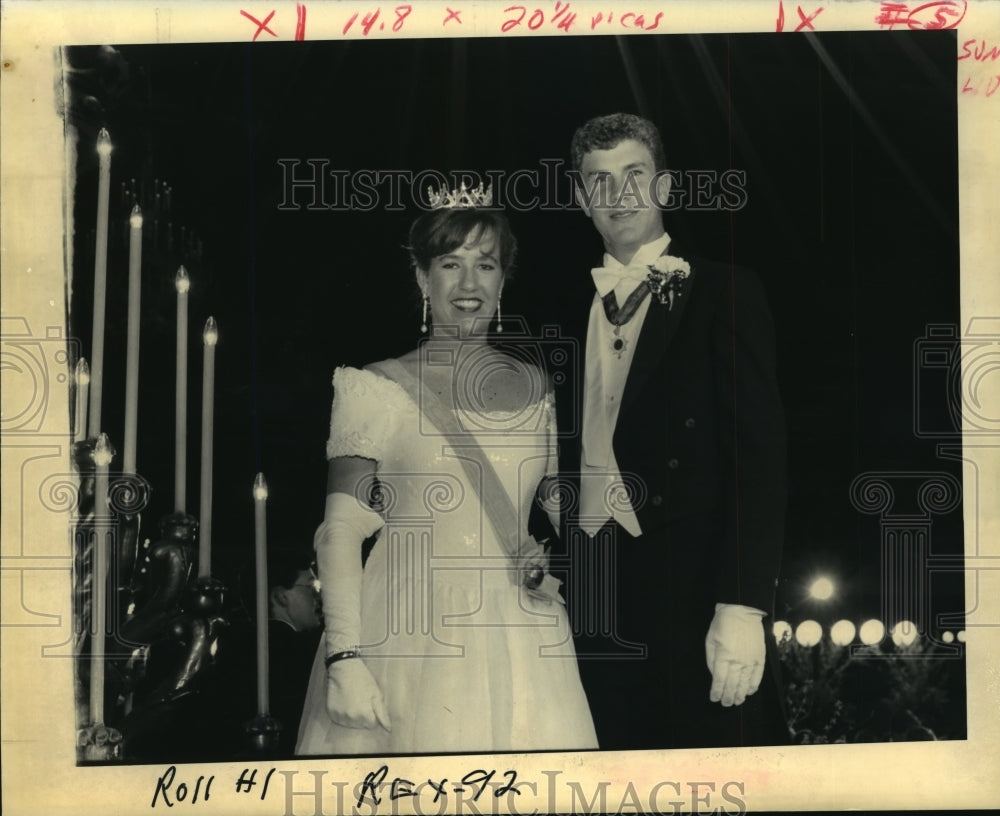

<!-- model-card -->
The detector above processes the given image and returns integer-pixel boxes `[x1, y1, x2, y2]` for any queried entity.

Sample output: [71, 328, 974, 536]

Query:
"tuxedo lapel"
[656, 238, 696, 350]
[618, 243, 697, 416]
[663, 264, 696, 349]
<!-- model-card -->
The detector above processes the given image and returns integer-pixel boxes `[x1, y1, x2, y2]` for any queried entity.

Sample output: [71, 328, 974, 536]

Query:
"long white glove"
[704, 603, 766, 707]
[314, 491, 391, 731]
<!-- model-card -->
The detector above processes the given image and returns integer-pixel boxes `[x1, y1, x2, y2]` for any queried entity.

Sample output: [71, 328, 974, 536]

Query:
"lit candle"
[198, 317, 218, 578]
[75, 358, 90, 443]
[90, 433, 114, 725]
[253, 473, 270, 716]
[88, 129, 112, 440]
[122, 206, 143, 475]
[174, 267, 190, 513]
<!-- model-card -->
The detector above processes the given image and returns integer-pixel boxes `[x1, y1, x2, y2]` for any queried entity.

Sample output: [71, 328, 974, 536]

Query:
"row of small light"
[774, 618, 966, 647]
[777, 577, 967, 647]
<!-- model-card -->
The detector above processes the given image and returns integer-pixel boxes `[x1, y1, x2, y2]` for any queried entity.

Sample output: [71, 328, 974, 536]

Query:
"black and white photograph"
[2, 2, 999, 813]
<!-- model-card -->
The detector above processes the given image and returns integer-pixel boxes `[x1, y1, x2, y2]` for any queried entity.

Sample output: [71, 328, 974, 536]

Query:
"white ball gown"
[295, 365, 598, 755]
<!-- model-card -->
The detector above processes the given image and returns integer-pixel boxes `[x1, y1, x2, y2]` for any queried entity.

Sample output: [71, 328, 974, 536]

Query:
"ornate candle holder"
[77, 722, 123, 763]
[72, 438, 97, 517]
[183, 574, 226, 619]
[244, 713, 283, 757]
[119, 511, 197, 645]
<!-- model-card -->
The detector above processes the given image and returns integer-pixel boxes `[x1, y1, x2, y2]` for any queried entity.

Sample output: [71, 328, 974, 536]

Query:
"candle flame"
[253, 472, 269, 501]
[93, 433, 115, 466]
[97, 128, 112, 157]
[203, 316, 218, 346]
[130, 204, 143, 229]
[76, 358, 90, 384]
[175, 266, 191, 294]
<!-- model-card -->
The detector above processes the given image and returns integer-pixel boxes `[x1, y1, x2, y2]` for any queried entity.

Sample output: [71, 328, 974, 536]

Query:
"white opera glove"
[704, 603, 766, 707]
[325, 658, 392, 731]
[314, 491, 391, 731]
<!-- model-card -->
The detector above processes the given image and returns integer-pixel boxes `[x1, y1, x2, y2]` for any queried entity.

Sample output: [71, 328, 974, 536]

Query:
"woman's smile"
[450, 297, 485, 312]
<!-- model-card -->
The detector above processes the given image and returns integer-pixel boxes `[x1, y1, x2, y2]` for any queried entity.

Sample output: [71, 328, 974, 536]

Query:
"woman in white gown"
[295, 192, 597, 755]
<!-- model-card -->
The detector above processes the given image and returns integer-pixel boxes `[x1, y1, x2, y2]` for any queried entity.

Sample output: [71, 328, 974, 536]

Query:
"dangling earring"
[420, 294, 429, 334]
[496, 295, 503, 334]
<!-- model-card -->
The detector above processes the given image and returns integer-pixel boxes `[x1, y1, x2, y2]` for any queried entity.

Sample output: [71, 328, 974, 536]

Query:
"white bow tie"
[590, 264, 651, 298]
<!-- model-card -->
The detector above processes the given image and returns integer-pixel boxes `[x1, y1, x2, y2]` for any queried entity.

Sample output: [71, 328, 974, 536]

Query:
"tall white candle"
[88, 130, 112, 440]
[90, 433, 113, 725]
[75, 358, 90, 444]
[122, 205, 143, 475]
[253, 473, 270, 716]
[198, 317, 218, 578]
[174, 267, 190, 512]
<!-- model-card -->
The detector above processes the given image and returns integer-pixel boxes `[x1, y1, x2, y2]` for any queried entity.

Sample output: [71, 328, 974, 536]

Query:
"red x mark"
[795, 5, 823, 30]
[444, 7, 462, 25]
[240, 9, 278, 41]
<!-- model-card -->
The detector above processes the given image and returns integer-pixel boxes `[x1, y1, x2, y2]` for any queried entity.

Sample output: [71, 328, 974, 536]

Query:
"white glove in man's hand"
[705, 603, 766, 707]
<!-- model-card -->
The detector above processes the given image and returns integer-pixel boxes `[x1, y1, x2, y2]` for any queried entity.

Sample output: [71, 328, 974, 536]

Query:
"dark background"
[66, 31, 965, 744]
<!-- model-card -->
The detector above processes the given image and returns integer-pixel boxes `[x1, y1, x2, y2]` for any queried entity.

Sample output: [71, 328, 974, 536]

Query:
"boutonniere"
[646, 255, 691, 310]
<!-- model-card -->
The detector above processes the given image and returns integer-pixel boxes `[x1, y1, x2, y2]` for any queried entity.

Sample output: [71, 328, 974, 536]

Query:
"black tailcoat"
[552, 245, 788, 749]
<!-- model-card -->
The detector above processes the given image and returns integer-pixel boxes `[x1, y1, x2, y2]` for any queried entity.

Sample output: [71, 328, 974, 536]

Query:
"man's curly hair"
[570, 113, 667, 173]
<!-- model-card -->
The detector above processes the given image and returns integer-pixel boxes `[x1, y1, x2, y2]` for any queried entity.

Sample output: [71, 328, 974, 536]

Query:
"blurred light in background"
[891, 620, 919, 647]
[859, 618, 885, 645]
[773, 620, 792, 644]
[795, 619, 823, 647]
[830, 619, 856, 646]
[809, 576, 835, 601]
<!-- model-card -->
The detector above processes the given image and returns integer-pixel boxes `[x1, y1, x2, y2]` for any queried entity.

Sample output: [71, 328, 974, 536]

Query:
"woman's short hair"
[570, 112, 666, 173]
[408, 208, 517, 275]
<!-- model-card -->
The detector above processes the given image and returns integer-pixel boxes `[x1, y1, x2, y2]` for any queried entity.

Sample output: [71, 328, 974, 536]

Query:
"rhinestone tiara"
[427, 181, 493, 210]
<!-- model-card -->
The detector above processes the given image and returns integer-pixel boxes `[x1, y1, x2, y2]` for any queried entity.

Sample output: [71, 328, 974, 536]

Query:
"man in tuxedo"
[266, 547, 322, 755]
[556, 113, 788, 750]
